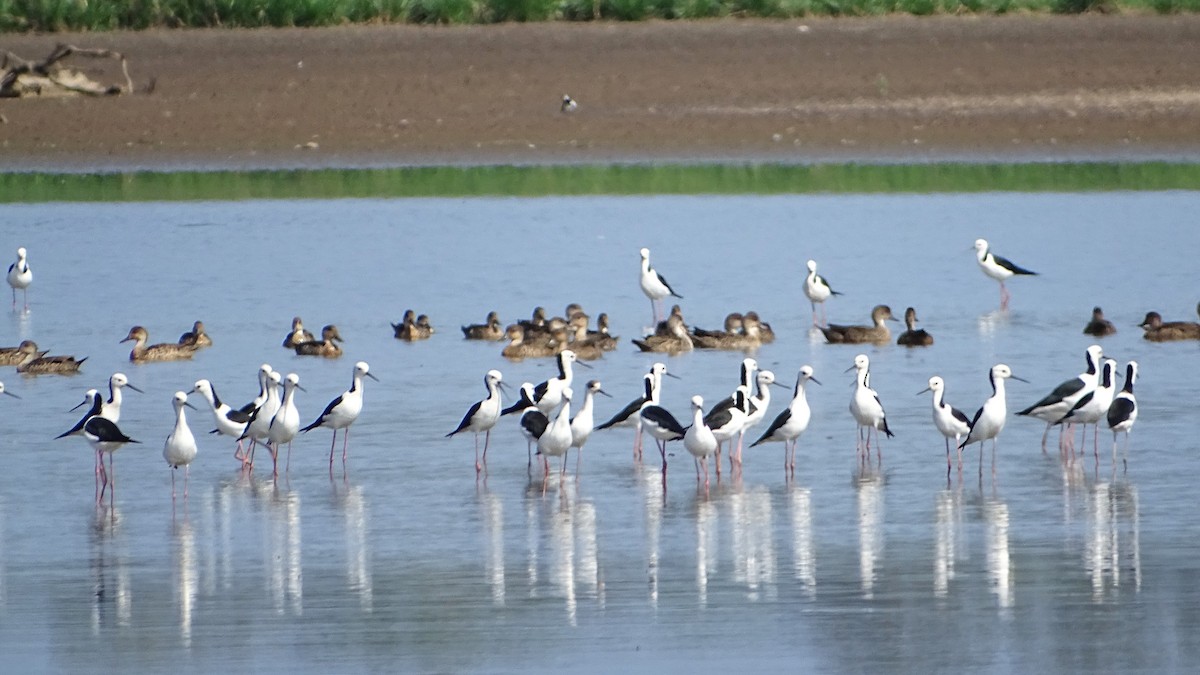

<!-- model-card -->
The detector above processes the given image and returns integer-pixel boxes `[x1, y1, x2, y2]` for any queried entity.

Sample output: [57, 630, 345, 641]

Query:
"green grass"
[0, 0, 1197, 31]
[1, 162, 1197, 203]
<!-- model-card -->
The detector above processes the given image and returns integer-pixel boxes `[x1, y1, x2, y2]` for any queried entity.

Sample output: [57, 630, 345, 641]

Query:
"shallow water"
[0, 192, 1198, 671]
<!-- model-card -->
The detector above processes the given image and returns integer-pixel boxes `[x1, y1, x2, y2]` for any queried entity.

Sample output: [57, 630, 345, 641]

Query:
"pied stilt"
[752, 365, 820, 478]
[537, 389, 574, 479]
[684, 395, 718, 488]
[163, 391, 199, 499]
[448, 369, 506, 474]
[918, 376, 973, 478]
[1106, 361, 1138, 472]
[569, 379, 610, 472]
[1018, 344, 1103, 453]
[848, 354, 893, 463]
[803, 259, 840, 327]
[973, 238, 1037, 309]
[302, 361, 379, 468]
[6, 246, 31, 310]
[960, 364, 1026, 477]
[639, 247, 683, 325]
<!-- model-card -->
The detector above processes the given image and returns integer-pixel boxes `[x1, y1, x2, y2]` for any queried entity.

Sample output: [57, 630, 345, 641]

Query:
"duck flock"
[3, 237, 1196, 503]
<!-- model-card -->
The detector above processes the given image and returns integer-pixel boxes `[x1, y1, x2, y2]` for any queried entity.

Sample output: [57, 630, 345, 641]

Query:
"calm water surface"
[0, 192, 1198, 672]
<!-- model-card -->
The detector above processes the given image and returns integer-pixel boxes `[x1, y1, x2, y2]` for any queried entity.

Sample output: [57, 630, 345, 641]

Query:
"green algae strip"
[1, 162, 1198, 203]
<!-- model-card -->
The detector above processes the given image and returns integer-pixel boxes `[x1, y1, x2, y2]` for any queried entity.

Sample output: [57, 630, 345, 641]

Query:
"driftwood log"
[0, 44, 133, 98]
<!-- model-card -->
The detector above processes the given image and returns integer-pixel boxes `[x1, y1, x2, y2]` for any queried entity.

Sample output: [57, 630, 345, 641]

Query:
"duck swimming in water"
[1138, 311, 1200, 341]
[15, 340, 86, 375]
[282, 316, 316, 349]
[501, 324, 562, 360]
[462, 311, 504, 341]
[0, 339, 47, 366]
[121, 326, 198, 362]
[1082, 306, 1116, 337]
[896, 307, 933, 347]
[821, 305, 898, 344]
[178, 320, 213, 348]
[294, 324, 345, 357]
[633, 313, 694, 354]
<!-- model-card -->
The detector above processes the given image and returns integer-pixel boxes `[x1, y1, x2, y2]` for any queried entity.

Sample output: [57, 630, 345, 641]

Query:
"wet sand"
[2, 16, 1199, 171]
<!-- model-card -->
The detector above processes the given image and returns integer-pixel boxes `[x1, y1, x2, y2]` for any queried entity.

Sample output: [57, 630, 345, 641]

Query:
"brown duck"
[295, 324, 344, 357]
[1139, 311, 1200, 341]
[16, 340, 87, 375]
[896, 307, 933, 347]
[178, 320, 213, 348]
[122, 326, 198, 362]
[821, 305, 897, 344]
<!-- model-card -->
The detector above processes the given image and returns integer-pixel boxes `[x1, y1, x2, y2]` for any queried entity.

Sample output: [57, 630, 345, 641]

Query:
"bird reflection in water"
[479, 489, 505, 607]
[640, 470, 663, 608]
[983, 494, 1013, 611]
[89, 507, 132, 635]
[260, 482, 303, 616]
[518, 485, 603, 624]
[333, 482, 374, 612]
[523, 480, 541, 596]
[856, 469, 884, 600]
[1086, 481, 1141, 601]
[694, 497, 718, 608]
[977, 308, 1010, 338]
[575, 500, 603, 610]
[788, 485, 816, 598]
[549, 494, 577, 626]
[933, 487, 964, 599]
[729, 485, 776, 601]
[171, 518, 198, 649]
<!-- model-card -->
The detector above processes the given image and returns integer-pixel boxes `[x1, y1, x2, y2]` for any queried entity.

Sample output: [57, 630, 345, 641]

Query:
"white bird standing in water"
[269, 373, 304, 476]
[1057, 358, 1118, 461]
[960, 364, 1027, 478]
[684, 395, 718, 488]
[847, 354, 893, 464]
[917, 376, 973, 479]
[569, 379, 610, 472]
[973, 238, 1037, 309]
[7, 246, 31, 310]
[639, 248, 683, 325]
[802, 259, 841, 327]
[163, 391, 199, 499]
[241, 369, 282, 470]
[302, 361, 380, 468]
[537, 388, 574, 479]
[752, 366, 820, 478]
[1107, 361, 1138, 472]
[447, 369, 506, 474]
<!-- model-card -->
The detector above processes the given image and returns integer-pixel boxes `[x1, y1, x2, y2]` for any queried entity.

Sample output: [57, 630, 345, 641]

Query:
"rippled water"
[1, 192, 1198, 671]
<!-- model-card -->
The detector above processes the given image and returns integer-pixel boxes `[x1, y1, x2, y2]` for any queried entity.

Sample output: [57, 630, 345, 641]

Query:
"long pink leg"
[95, 448, 102, 502]
[184, 466, 190, 499]
[171, 469, 177, 500]
[474, 434, 481, 473]
[482, 429, 491, 472]
[328, 430, 338, 468]
[342, 428, 350, 463]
